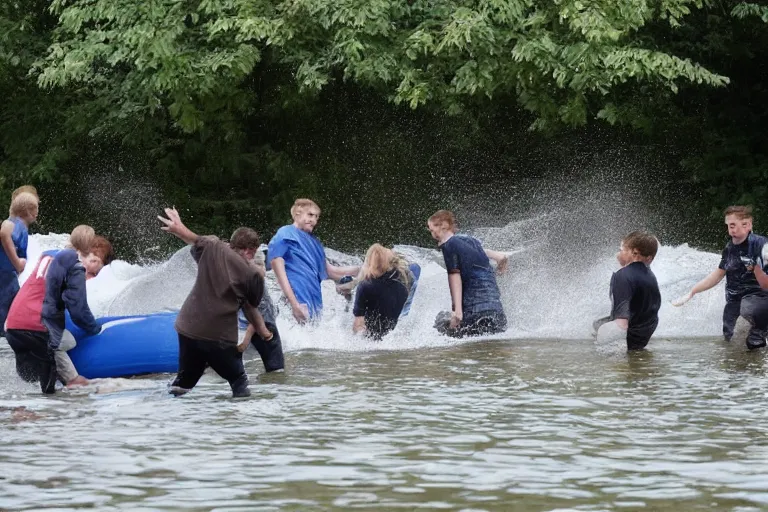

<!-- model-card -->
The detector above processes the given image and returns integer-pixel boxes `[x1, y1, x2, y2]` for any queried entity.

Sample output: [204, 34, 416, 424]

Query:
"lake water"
[2, 230, 766, 511]
[2, 337, 768, 510]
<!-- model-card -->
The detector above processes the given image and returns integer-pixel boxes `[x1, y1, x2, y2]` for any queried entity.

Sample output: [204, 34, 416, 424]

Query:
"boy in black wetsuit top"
[595, 231, 661, 351]
[674, 206, 768, 349]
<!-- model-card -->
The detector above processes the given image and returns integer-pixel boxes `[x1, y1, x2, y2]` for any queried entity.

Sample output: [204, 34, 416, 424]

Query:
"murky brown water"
[2, 338, 768, 511]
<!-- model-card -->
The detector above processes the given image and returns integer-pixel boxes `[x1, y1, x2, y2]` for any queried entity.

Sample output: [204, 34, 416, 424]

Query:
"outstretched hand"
[157, 207, 183, 234]
[671, 292, 693, 307]
[158, 207, 198, 244]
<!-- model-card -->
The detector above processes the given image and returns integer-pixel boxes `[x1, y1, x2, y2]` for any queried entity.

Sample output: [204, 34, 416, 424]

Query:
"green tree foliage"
[0, 0, 68, 185]
[639, 0, 768, 236]
[39, 0, 728, 134]
[732, 2, 768, 22]
[0, 0, 764, 255]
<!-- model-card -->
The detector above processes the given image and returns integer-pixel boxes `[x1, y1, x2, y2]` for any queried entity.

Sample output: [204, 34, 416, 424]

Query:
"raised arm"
[0, 220, 25, 273]
[157, 207, 199, 245]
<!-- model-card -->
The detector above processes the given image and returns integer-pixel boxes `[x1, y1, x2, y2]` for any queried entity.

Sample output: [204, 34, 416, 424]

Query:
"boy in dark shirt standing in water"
[595, 231, 661, 350]
[674, 206, 768, 349]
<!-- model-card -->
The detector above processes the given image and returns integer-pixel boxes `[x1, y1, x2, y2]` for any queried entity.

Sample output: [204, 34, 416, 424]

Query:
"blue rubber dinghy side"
[66, 311, 179, 379]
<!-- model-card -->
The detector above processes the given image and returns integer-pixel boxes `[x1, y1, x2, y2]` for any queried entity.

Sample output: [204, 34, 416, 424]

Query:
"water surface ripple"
[2, 339, 768, 511]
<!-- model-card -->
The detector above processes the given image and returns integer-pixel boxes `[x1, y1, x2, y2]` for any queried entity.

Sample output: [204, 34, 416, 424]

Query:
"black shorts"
[248, 321, 284, 372]
[171, 333, 249, 396]
[434, 310, 508, 338]
[5, 329, 57, 394]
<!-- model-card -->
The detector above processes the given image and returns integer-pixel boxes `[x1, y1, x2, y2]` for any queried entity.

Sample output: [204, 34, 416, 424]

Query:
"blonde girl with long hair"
[352, 244, 415, 338]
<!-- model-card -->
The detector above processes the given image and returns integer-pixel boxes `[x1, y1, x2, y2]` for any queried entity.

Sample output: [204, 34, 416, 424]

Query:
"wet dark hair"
[229, 227, 260, 251]
[428, 210, 457, 231]
[623, 231, 658, 259]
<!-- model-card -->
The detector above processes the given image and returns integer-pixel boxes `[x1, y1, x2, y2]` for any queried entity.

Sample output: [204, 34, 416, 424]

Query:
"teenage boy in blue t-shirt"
[267, 198, 360, 323]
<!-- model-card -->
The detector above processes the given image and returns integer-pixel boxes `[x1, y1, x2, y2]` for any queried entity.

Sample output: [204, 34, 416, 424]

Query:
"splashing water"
[19, 216, 725, 354]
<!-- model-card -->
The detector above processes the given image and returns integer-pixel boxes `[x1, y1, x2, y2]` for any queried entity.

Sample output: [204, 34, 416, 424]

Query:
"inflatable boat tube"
[66, 312, 179, 379]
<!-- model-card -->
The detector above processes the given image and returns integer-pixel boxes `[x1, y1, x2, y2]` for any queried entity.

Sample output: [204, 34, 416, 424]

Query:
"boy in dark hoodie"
[40, 225, 102, 392]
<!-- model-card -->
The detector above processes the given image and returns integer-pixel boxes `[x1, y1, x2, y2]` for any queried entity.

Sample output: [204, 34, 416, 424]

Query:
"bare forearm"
[173, 225, 199, 245]
[484, 249, 505, 263]
[756, 266, 768, 289]
[272, 258, 300, 307]
[353, 316, 366, 334]
[448, 273, 463, 315]
[238, 324, 255, 352]
[243, 324, 255, 344]
[327, 263, 360, 281]
[242, 305, 272, 339]
[692, 269, 726, 295]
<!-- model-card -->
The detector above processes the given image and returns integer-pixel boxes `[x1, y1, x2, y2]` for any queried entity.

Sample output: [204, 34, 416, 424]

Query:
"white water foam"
[18, 223, 726, 353]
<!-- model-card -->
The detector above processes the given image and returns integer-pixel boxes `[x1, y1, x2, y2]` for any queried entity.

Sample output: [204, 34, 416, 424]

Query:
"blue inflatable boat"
[66, 312, 179, 379]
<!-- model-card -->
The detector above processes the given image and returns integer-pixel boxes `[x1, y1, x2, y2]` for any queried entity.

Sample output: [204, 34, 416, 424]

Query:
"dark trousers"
[171, 333, 249, 396]
[723, 300, 741, 340]
[249, 322, 284, 372]
[434, 310, 508, 338]
[594, 316, 655, 351]
[6, 329, 57, 394]
[724, 294, 768, 349]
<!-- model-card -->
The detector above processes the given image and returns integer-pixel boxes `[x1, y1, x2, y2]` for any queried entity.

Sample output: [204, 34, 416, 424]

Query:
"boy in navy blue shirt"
[595, 231, 661, 351]
[427, 210, 508, 338]
[674, 206, 768, 348]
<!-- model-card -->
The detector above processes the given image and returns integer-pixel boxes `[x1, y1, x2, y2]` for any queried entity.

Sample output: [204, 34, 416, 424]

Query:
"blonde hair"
[290, 198, 320, 220]
[12, 185, 38, 200]
[68, 225, 96, 253]
[361, 244, 412, 290]
[9, 192, 39, 218]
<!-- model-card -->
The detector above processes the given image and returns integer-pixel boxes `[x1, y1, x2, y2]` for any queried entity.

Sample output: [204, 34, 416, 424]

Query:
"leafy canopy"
[38, 0, 729, 133]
